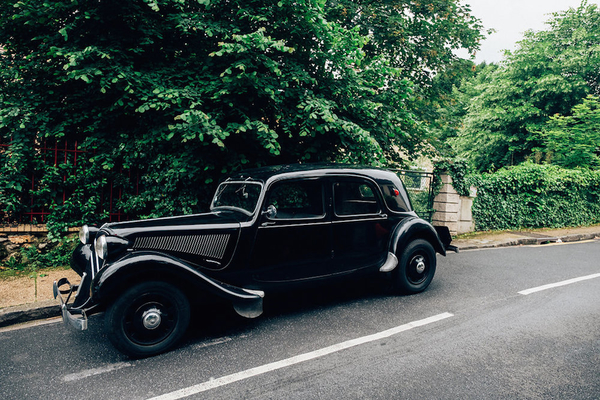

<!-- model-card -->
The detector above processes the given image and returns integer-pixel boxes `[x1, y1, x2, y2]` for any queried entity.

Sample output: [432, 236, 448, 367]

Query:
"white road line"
[62, 362, 133, 382]
[148, 312, 454, 400]
[193, 336, 233, 349]
[519, 272, 600, 295]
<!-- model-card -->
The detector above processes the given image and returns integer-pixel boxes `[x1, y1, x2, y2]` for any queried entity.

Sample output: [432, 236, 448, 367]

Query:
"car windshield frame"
[210, 181, 264, 216]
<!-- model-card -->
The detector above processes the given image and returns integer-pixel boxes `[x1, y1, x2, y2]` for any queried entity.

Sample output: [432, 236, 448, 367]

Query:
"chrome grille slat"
[133, 234, 230, 260]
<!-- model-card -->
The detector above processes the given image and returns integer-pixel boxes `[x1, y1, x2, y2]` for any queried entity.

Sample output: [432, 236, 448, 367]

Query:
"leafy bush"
[0, 236, 77, 276]
[1, 0, 484, 237]
[471, 163, 600, 231]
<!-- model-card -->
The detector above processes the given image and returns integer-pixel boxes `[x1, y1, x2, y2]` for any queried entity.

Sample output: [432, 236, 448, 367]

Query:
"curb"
[455, 232, 600, 251]
[0, 299, 60, 328]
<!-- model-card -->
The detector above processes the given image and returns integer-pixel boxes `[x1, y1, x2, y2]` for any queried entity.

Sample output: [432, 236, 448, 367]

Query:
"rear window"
[380, 183, 410, 212]
[333, 181, 381, 216]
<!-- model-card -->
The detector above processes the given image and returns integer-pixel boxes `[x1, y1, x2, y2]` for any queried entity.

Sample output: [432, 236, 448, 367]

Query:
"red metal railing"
[0, 140, 138, 225]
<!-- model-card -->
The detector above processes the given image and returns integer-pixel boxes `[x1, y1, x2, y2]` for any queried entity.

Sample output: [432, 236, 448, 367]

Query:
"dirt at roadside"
[0, 269, 81, 309]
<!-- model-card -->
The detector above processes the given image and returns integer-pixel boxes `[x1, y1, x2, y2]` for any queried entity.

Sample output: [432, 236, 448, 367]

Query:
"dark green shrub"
[472, 163, 600, 231]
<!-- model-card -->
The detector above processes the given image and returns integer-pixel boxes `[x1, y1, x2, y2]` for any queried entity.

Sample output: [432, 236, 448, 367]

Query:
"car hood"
[100, 211, 243, 238]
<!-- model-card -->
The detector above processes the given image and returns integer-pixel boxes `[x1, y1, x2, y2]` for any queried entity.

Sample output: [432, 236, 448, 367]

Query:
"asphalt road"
[1, 240, 599, 400]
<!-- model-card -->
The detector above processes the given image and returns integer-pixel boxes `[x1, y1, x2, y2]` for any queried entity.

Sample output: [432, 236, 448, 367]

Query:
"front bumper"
[53, 278, 88, 331]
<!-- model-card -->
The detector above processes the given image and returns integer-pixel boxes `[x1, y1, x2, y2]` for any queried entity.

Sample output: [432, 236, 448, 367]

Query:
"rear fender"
[94, 251, 263, 318]
[390, 217, 447, 257]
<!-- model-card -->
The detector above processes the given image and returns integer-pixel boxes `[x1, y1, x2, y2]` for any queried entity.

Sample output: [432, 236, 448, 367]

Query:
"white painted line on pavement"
[193, 336, 233, 349]
[62, 362, 133, 382]
[519, 272, 600, 295]
[147, 312, 454, 400]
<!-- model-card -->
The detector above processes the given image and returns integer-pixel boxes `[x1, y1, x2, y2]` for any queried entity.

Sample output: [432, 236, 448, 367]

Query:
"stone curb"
[0, 299, 60, 328]
[0, 232, 598, 328]
[455, 232, 600, 251]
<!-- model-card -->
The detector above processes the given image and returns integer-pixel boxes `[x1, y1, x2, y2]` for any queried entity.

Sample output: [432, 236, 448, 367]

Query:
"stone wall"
[432, 174, 476, 236]
[0, 225, 75, 263]
[0, 233, 47, 263]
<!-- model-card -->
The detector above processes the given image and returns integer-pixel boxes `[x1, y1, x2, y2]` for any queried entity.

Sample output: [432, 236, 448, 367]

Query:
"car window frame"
[332, 177, 384, 218]
[262, 177, 327, 222]
[210, 181, 264, 216]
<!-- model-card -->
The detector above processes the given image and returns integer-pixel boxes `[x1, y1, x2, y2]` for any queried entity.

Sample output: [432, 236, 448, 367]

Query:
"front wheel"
[105, 281, 191, 358]
[394, 239, 437, 294]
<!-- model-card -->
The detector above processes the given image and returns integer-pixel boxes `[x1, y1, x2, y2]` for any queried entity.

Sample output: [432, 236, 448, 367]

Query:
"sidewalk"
[452, 225, 600, 250]
[1, 225, 599, 329]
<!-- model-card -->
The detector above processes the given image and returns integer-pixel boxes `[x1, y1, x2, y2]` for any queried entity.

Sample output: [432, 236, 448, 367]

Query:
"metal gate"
[392, 169, 435, 222]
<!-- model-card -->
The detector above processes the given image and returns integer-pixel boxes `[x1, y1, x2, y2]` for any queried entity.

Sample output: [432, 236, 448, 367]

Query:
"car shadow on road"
[184, 274, 396, 344]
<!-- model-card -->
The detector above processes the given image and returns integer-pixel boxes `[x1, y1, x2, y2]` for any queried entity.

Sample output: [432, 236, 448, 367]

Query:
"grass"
[0, 263, 71, 281]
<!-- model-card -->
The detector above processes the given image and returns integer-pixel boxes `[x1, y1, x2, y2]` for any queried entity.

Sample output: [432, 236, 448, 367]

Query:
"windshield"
[210, 182, 262, 216]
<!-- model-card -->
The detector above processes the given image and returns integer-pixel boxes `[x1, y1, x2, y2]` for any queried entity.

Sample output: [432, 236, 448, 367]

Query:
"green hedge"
[471, 163, 600, 231]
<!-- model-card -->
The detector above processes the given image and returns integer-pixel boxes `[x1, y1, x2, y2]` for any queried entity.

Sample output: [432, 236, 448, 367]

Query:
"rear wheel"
[395, 239, 436, 294]
[105, 281, 190, 358]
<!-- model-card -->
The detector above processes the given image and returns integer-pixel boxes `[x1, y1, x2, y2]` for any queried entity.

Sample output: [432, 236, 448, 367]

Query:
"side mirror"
[262, 204, 277, 219]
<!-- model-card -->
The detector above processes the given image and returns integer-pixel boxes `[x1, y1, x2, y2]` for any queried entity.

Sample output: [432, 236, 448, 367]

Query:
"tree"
[539, 95, 600, 169]
[451, 1, 600, 171]
[326, 0, 486, 153]
[0, 0, 483, 233]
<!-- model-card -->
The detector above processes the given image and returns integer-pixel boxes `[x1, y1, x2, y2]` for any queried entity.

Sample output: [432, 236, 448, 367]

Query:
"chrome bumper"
[53, 278, 88, 331]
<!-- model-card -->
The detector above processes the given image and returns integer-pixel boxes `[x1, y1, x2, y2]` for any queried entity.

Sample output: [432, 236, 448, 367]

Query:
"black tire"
[395, 239, 437, 294]
[105, 281, 190, 358]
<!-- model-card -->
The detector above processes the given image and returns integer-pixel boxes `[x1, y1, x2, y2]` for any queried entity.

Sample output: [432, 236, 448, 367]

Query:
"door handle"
[261, 221, 276, 227]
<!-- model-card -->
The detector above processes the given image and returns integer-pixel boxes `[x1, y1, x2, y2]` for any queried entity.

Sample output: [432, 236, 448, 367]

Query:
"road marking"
[519, 272, 600, 295]
[147, 312, 454, 400]
[193, 336, 233, 349]
[62, 362, 133, 382]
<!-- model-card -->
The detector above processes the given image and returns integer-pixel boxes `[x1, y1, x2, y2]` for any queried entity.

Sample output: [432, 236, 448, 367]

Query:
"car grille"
[132, 234, 231, 260]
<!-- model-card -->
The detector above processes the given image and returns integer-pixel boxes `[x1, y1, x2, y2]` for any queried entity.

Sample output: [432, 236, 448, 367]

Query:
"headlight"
[79, 225, 99, 245]
[79, 226, 89, 244]
[95, 235, 108, 259]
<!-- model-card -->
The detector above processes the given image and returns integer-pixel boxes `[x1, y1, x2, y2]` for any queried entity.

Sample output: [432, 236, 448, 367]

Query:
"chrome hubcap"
[142, 308, 162, 330]
[415, 256, 426, 274]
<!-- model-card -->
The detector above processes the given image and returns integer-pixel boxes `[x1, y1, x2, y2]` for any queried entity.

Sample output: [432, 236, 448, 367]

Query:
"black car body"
[54, 164, 455, 357]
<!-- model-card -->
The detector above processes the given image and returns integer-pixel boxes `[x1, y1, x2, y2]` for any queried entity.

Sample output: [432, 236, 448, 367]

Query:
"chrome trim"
[105, 222, 241, 235]
[243, 288, 265, 298]
[332, 216, 387, 224]
[257, 221, 331, 229]
[74, 272, 87, 298]
[379, 252, 399, 272]
[92, 242, 100, 279]
[53, 280, 88, 331]
[133, 234, 231, 260]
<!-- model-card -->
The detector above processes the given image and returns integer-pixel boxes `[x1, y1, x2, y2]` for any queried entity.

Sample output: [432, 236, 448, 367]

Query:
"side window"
[380, 183, 410, 212]
[267, 180, 324, 219]
[334, 180, 381, 216]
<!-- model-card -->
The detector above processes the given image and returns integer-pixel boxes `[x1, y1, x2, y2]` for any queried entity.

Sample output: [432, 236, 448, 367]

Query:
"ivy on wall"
[471, 163, 600, 231]
[434, 159, 600, 232]
[433, 158, 473, 197]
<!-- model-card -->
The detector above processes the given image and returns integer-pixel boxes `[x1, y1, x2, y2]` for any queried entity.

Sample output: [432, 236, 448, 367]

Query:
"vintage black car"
[54, 164, 456, 357]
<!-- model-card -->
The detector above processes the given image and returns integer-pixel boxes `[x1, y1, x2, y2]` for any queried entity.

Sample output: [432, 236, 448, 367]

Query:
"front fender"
[390, 217, 447, 257]
[93, 251, 263, 318]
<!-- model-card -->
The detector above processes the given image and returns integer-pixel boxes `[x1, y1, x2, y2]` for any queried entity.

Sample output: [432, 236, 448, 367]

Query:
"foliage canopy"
[0, 0, 483, 234]
[538, 95, 600, 169]
[450, 1, 600, 171]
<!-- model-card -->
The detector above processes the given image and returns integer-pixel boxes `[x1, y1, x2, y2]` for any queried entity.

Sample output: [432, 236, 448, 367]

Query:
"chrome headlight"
[79, 225, 99, 245]
[95, 235, 108, 259]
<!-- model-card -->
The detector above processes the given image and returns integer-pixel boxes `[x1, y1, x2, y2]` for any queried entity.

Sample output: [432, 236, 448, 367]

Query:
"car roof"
[224, 163, 401, 184]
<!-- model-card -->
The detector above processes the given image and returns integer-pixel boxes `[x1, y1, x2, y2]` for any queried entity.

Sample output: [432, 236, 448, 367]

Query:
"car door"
[250, 178, 332, 283]
[331, 177, 392, 272]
